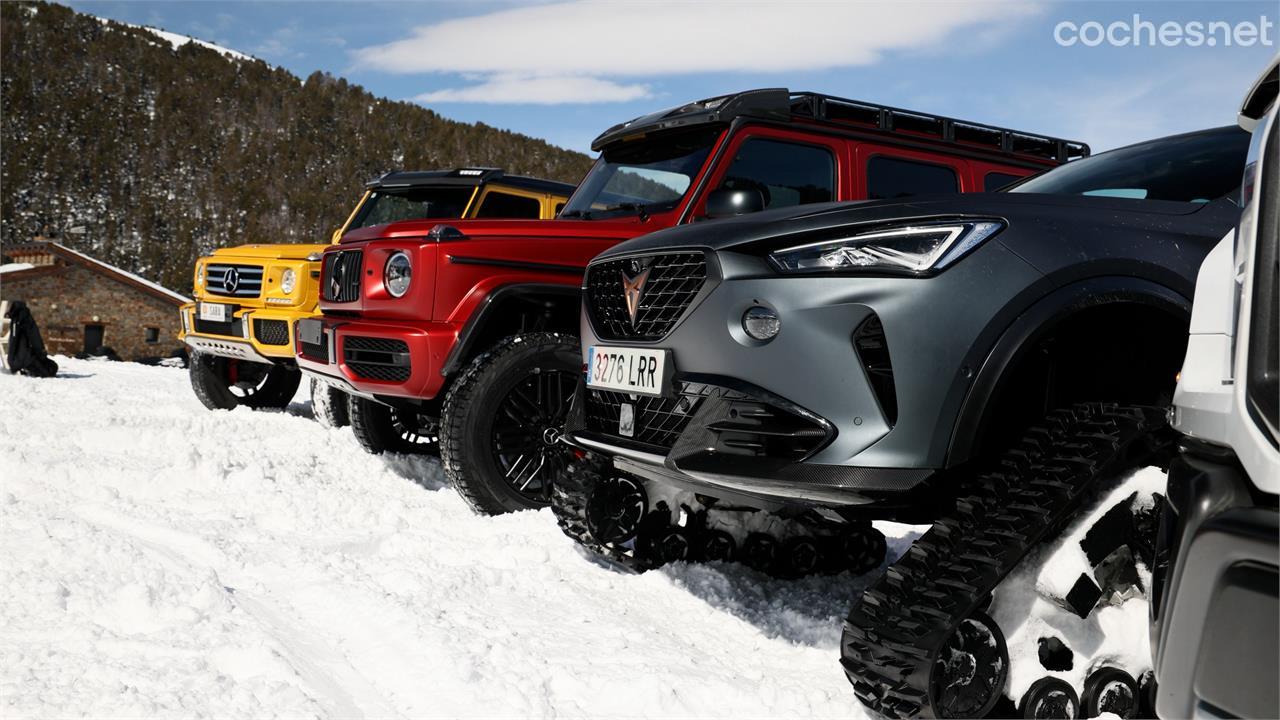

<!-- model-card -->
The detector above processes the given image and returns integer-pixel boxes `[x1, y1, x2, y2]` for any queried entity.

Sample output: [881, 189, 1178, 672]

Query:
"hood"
[339, 216, 649, 245]
[207, 243, 329, 262]
[595, 192, 1215, 259]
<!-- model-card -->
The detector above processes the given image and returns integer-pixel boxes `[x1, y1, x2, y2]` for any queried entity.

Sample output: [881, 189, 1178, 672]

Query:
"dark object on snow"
[1082, 666, 1140, 719]
[4, 300, 58, 377]
[1037, 636, 1073, 671]
[1063, 573, 1103, 618]
[74, 345, 121, 362]
[1095, 545, 1144, 606]
[1019, 677, 1080, 719]
[1080, 492, 1141, 567]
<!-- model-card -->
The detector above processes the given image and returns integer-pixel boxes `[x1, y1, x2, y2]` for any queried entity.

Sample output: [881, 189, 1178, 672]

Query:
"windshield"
[347, 187, 475, 230]
[561, 126, 721, 219]
[1009, 126, 1250, 203]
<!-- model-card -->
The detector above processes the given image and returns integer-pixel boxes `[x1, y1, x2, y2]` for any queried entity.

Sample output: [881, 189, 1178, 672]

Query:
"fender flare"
[945, 276, 1192, 465]
[440, 283, 581, 377]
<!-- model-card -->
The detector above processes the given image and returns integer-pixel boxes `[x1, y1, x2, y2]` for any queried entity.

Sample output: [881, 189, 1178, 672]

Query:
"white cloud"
[355, 0, 1044, 103]
[415, 74, 651, 104]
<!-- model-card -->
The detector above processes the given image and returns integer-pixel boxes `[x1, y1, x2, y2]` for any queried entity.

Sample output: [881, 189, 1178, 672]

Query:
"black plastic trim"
[445, 255, 585, 275]
[439, 283, 581, 377]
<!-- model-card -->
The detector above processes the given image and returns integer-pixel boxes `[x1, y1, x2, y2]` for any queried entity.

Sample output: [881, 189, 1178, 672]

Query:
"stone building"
[0, 241, 189, 361]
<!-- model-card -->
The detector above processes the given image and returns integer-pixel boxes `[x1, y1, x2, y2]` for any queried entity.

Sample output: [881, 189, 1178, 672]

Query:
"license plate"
[298, 318, 323, 346]
[198, 302, 230, 323]
[586, 345, 671, 397]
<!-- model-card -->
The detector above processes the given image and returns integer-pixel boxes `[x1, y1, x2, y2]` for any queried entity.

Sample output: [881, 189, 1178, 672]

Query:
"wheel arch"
[946, 276, 1192, 466]
[441, 283, 582, 378]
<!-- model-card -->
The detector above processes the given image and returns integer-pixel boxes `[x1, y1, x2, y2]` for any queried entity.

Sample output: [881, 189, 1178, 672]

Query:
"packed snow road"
[0, 358, 918, 718]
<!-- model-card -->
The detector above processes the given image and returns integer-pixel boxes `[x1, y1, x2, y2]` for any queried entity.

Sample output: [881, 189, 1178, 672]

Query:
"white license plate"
[586, 345, 671, 397]
[198, 302, 230, 323]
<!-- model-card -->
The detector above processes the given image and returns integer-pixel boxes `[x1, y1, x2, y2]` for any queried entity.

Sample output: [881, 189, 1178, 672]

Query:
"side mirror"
[704, 187, 765, 219]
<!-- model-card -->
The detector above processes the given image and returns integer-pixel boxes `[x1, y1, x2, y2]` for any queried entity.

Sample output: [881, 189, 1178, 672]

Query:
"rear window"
[867, 156, 959, 199]
[1009, 126, 1250, 203]
[349, 187, 474, 230]
[475, 192, 542, 219]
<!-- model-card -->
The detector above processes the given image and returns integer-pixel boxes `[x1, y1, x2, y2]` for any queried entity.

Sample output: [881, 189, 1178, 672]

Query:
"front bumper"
[1150, 446, 1278, 719]
[566, 242, 1039, 508]
[293, 315, 454, 401]
[178, 302, 301, 365]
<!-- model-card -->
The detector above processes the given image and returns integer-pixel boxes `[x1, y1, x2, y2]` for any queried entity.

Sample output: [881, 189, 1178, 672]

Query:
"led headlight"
[384, 251, 412, 297]
[769, 221, 1004, 274]
[280, 268, 297, 294]
[742, 306, 780, 341]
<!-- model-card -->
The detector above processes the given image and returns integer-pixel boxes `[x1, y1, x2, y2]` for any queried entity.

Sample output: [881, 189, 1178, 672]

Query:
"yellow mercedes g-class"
[178, 168, 575, 421]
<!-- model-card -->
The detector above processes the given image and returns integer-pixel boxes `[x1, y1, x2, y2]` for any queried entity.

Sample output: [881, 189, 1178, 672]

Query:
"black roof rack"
[367, 168, 576, 195]
[591, 88, 1089, 163]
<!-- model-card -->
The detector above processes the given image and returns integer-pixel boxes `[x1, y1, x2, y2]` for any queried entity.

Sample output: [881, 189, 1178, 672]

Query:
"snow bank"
[0, 357, 919, 718]
[0, 262, 36, 275]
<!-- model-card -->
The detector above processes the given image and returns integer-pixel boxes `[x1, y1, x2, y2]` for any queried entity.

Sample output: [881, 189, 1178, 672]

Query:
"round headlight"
[742, 306, 780, 341]
[280, 268, 297, 294]
[195, 263, 205, 286]
[384, 252, 412, 298]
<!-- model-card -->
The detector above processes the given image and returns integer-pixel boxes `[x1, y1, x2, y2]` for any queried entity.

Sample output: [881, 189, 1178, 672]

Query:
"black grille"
[853, 314, 897, 427]
[584, 384, 710, 450]
[586, 252, 708, 341]
[205, 264, 264, 298]
[300, 338, 328, 362]
[344, 336, 410, 382]
[194, 316, 242, 337]
[253, 319, 290, 346]
[322, 250, 363, 303]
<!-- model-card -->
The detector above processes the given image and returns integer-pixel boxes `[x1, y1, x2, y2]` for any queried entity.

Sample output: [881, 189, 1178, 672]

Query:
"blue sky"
[69, 1, 1276, 155]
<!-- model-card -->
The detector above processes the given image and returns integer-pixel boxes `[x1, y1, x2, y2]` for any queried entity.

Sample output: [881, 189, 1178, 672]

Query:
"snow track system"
[552, 455, 887, 577]
[840, 403, 1169, 719]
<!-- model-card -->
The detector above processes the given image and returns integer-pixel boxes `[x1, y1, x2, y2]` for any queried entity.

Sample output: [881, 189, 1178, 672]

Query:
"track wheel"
[697, 530, 736, 563]
[585, 475, 648, 544]
[1082, 667, 1138, 719]
[742, 533, 778, 574]
[838, 523, 887, 575]
[781, 536, 822, 577]
[644, 527, 692, 565]
[1019, 677, 1079, 719]
[930, 611, 1010, 718]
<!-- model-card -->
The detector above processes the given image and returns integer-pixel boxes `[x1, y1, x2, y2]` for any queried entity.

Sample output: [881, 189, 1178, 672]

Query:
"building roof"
[1, 240, 190, 306]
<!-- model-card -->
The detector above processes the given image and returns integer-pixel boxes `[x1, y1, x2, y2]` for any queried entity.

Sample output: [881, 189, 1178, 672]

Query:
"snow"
[0, 357, 1164, 718]
[0, 262, 36, 275]
[94, 16, 257, 63]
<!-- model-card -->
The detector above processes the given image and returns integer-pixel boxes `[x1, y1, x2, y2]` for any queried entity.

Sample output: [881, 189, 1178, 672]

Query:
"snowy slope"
[0, 358, 920, 718]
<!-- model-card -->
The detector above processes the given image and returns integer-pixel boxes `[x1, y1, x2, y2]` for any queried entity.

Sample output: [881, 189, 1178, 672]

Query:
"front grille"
[584, 384, 711, 450]
[205, 264, 264, 298]
[322, 250, 363, 303]
[344, 336, 410, 382]
[586, 252, 708, 341]
[194, 316, 242, 337]
[253, 319, 290, 346]
[300, 338, 328, 362]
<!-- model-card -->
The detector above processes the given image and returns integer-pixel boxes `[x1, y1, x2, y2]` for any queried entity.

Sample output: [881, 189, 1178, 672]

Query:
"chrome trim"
[183, 335, 274, 364]
[572, 435, 667, 466]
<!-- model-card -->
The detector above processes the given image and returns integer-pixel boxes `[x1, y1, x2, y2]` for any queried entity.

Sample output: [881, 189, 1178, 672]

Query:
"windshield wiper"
[607, 202, 651, 221]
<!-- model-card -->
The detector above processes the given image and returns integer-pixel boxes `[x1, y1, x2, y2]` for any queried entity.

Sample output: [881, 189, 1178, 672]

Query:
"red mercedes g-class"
[295, 88, 1087, 515]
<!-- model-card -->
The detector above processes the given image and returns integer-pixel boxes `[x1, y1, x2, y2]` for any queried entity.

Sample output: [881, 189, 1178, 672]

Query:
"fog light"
[742, 306, 780, 341]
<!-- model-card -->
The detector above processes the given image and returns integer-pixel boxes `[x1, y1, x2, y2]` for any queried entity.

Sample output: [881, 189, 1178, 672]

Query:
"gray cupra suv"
[552, 125, 1251, 719]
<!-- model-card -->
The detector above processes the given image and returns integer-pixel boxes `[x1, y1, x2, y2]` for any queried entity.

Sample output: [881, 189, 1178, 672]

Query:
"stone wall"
[1, 263, 184, 361]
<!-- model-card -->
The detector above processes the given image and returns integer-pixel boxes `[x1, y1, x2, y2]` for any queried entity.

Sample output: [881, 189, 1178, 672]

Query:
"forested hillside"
[0, 2, 593, 290]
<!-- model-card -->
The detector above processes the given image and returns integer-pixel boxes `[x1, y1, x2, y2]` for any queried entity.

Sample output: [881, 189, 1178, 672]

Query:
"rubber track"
[840, 403, 1167, 719]
[552, 453, 655, 572]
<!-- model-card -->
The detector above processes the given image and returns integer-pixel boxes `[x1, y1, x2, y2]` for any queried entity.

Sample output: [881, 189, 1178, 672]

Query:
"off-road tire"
[440, 332, 580, 516]
[310, 379, 350, 428]
[189, 351, 300, 411]
[841, 403, 1171, 719]
[348, 395, 437, 455]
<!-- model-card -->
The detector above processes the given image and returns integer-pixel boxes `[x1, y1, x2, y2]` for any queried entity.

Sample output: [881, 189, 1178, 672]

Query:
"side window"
[984, 172, 1023, 191]
[867, 156, 958, 199]
[717, 138, 835, 210]
[144, 327, 160, 344]
[554, 202, 566, 216]
[475, 192, 542, 219]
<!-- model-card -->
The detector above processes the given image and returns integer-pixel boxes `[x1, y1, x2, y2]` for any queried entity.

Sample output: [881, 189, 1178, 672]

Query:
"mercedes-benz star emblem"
[621, 266, 651, 327]
[222, 267, 240, 295]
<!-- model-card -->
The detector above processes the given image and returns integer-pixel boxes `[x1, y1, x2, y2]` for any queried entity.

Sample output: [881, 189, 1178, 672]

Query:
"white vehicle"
[1152, 56, 1278, 719]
